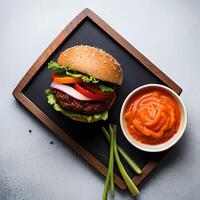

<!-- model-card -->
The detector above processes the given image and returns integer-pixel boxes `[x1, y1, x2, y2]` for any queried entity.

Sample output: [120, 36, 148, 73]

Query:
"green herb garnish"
[101, 124, 140, 199]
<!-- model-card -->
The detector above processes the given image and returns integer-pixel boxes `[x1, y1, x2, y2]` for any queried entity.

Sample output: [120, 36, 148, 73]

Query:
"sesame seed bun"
[57, 45, 123, 85]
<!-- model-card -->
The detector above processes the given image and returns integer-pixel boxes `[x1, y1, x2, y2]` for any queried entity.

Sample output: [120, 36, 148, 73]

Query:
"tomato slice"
[83, 83, 114, 97]
[74, 83, 114, 100]
[51, 73, 57, 80]
[52, 74, 82, 84]
[83, 83, 104, 94]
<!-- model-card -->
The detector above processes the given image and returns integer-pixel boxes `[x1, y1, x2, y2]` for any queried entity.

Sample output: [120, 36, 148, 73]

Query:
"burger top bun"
[57, 45, 123, 85]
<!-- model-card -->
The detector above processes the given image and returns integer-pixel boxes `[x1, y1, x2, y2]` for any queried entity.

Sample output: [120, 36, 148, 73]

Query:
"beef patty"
[51, 89, 114, 114]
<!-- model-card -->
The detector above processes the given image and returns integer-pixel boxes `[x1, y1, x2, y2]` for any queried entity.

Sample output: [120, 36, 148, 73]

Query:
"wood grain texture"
[13, 8, 182, 190]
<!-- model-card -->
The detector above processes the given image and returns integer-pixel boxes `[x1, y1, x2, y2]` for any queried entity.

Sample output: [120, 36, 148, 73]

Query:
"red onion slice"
[50, 82, 94, 101]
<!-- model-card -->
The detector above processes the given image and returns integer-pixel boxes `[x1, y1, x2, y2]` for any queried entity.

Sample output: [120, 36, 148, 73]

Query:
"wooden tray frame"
[13, 8, 182, 190]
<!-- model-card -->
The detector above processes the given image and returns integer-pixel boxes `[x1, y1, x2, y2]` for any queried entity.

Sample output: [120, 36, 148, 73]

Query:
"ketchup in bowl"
[124, 87, 181, 145]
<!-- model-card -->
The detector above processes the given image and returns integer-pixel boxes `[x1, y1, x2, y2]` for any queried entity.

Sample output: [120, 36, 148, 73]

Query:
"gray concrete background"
[0, 0, 199, 199]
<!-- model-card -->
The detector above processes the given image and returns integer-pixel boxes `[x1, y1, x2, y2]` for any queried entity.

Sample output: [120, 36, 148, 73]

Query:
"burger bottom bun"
[67, 115, 101, 123]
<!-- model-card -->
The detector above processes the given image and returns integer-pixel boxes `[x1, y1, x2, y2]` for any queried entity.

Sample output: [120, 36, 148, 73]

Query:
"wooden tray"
[13, 8, 182, 190]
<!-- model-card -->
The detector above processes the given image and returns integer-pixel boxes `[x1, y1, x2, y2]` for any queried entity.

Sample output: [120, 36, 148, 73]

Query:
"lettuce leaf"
[99, 84, 114, 92]
[46, 89, 108, 122]
[48, 61, 99, 83]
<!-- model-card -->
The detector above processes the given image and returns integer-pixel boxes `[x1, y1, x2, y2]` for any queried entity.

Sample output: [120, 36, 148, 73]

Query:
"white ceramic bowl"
[120, 84, 187, 152]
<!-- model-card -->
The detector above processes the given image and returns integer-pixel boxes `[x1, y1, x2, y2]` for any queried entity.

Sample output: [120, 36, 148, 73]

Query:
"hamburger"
[46, 45, 123, 122]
